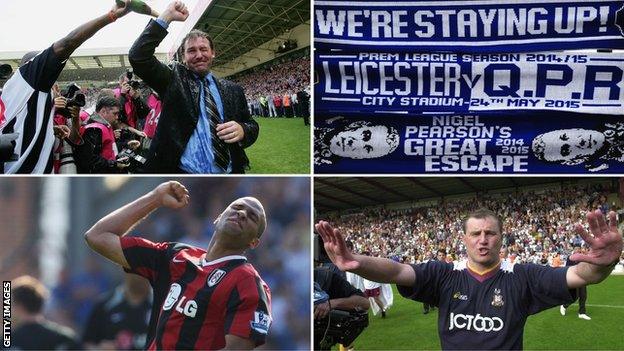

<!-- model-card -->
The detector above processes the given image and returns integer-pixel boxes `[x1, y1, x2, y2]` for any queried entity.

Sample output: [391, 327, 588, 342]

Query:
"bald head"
[236, 196, 266, 238]
[213, 196, 268, 252]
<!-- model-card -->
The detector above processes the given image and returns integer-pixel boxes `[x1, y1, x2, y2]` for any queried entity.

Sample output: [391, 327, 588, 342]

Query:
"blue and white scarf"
[315, 51, 624, 115]
[315, 113, 624, 174]
[315, 0, 624, 52]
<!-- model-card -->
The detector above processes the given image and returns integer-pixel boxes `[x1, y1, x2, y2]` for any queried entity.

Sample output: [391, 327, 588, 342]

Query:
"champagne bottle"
[116, 0, 159, 17]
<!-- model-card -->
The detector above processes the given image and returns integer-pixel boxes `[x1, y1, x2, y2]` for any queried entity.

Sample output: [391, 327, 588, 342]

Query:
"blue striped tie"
[203, 79, 230, 171]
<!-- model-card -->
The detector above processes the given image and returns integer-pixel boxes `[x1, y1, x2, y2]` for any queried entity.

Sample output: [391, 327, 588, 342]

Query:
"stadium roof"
[184, 0, 310, 67]
[0, 0, 310, 82]
[0, 47, 167, 74]
[314, 177, 616, 213]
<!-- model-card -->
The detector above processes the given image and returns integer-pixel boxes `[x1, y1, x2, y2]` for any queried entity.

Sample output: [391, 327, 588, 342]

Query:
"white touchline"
[579, 304, 624, 309]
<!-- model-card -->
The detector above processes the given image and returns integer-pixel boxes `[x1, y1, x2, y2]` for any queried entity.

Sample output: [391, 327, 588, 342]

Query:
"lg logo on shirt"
[163, 283, 198, 318]
[448, 313, 504, 332]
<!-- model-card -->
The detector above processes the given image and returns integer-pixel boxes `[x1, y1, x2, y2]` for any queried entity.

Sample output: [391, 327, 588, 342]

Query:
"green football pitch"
[341, 275, 624, 350]
[245, 117, 310, 174]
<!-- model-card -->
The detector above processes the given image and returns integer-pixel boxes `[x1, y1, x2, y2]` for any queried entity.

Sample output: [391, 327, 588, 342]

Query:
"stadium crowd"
[326, 183, 624, 267]
[232, 54, 310, 120]
[41, 177, 310, 350]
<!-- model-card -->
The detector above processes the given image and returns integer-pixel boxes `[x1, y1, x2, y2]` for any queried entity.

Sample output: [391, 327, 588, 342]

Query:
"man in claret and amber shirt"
[316, 207, 622, 350]
[85, 181, 271, 350]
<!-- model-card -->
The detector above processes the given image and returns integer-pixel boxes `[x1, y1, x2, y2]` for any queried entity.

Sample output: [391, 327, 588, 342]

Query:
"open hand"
[315, 220, 360, 271]
[571, 210, 623, 266]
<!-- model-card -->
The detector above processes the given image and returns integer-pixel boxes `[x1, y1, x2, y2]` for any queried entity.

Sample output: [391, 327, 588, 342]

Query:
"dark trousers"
[565, 286, 587, 314]
[423, 302, 433, 313]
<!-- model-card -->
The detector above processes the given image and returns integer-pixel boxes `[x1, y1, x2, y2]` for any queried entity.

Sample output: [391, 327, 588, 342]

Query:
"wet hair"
[181, 30, 215, 52]
[13, 275, 49, 314]
[463, 208, 503, 234]
[95, 95, 120, 112]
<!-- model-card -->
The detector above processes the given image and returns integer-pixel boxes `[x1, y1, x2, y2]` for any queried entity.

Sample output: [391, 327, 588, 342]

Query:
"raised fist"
[161, 1, 189, 23]
[153, 181, 190, 209]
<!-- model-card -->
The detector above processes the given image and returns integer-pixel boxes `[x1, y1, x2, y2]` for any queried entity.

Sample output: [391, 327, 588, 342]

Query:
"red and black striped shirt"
[120, 236, 272, 350]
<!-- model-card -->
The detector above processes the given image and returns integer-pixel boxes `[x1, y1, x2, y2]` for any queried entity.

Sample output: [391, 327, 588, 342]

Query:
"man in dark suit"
[129, 1, 259, 173]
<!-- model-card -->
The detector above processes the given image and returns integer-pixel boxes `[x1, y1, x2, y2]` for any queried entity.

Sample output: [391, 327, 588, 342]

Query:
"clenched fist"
[152, 181, 190, 209]
[159, 1, 189, 23]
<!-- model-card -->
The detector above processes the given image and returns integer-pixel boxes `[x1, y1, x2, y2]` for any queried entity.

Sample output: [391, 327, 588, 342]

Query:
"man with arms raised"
[85, 181, 272, 350]
[316, 208, 623, 350]
[129, 1, 258, 173]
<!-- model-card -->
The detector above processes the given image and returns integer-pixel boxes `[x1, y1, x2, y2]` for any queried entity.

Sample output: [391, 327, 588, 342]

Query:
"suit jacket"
[129, 20, 259, 173]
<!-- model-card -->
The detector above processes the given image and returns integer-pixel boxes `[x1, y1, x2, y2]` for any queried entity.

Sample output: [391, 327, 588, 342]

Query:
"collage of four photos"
[1, 0, 624, 350]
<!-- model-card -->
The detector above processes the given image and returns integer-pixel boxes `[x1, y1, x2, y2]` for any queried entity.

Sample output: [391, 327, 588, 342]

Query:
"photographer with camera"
[114, 122, 147, 173]
[76, 95, 129, 173]
[114, 70, 149, 130]
[52, 83, 88, 173]
[0, 1, 132, 174]
[314, 234, 370, 351]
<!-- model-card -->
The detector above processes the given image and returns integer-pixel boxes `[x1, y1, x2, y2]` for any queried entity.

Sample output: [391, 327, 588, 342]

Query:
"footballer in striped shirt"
[85, 181, 272, 350]
[0, 1, 131, 174]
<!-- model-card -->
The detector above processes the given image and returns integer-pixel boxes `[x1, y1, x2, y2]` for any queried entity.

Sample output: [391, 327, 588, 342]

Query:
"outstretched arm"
[85, 181, 190, 268]
[566, 210, 623, 289]
[129, 1, 188, 94]
[315, 221, 415, 286]
[53, 1, 131, 60]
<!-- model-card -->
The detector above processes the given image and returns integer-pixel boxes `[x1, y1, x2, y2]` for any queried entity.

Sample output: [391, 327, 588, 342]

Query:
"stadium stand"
[315, 177, 624, 269]
[230, 49, 310, 117]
